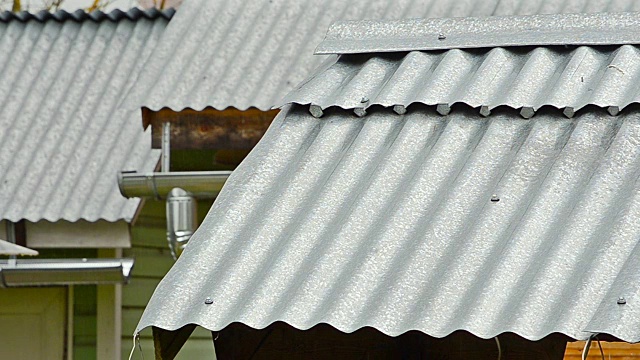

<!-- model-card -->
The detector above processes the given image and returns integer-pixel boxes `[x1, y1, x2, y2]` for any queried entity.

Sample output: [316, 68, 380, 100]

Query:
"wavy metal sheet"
[138, 105, 640, 342]
[0, 10, 168, 222]
[0, 7, 174, 22]
[316, 12, 640, 54]
[283, 46, 640, 118]
[125, 0, 640, 113]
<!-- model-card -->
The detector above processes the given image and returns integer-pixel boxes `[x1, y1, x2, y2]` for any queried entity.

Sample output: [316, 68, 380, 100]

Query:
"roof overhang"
[0, 258, 134, 287]
[316, 12, 640, 54]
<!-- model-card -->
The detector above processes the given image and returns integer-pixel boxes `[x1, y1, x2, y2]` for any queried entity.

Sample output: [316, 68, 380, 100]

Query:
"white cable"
[128, 336, 136, 360]
[128, 333, 144, 360]
[494, 337, 502, 360]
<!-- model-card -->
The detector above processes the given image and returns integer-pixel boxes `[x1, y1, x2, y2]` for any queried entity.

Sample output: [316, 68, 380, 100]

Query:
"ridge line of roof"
[0, 7, 175, 23]
[316, 12, 640, 54]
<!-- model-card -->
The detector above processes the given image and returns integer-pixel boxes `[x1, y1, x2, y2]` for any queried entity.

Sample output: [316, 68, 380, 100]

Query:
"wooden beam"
[143, 107, 279, 150]
[26, 220, 130, 248]
[152, 325, 197, 360]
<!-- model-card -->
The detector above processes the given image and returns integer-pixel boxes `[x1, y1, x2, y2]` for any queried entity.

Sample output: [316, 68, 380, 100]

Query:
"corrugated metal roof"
[138, 105, 640, 342]
[282, 45, 640, 119]
[316, 12, 640, 54]
[124, 0, 640, 113]
[0, 7, 174, 22]
[0, 9, 169, 223]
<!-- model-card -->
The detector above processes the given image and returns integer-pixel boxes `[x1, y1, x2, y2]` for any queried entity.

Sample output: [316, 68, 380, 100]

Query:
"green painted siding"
[122, 200, 216, 360]
[74, 286, 97, 360]
[22, 249, 99, 360]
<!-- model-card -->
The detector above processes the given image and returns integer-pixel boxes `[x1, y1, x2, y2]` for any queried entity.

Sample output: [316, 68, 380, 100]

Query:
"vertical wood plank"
[97, 248, 123, 360]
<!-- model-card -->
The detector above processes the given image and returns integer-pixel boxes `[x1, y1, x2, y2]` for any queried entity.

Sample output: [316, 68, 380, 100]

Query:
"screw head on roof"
[204, 297, 213, 305]
[360, 96, 369, 103]
[618, 297, 627, 305]
[491, 194, 500, 202]
[438, 34, 446, 40]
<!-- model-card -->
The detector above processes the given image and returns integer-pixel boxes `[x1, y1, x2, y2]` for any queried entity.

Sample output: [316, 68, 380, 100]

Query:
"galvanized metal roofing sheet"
[282, 45, 640, 119]
[125, 0, 640, 113]
[0, 10, 168, 223]
[0, 7, 174, 22]
[138, 105, 640, 342]
[316, 12, 640, 54]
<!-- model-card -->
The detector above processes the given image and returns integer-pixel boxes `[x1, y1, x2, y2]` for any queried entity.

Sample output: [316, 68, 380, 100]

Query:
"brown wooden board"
[143, 107, 279, 150]
[565, 341, 640, 359]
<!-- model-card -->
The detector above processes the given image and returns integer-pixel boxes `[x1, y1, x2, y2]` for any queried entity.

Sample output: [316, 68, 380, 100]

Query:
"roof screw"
[491, 194, 500, 202]
[204, 297, 213, 305]
[360, 96, 369, 103]
[438, 33, 446, 40]
[617, 297, 627, 305]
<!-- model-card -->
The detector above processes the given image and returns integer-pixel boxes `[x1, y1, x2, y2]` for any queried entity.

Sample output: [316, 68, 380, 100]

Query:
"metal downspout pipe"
[118, 123, 233, 258]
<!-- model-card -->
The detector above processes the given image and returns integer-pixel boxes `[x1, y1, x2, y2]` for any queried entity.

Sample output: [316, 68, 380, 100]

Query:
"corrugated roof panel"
[0, 7, 174, 22]
[0, 10, 168, 222]
[125, 0, 640, 113]
[282, 46, 640, 118]
[138, 106, 640, 342]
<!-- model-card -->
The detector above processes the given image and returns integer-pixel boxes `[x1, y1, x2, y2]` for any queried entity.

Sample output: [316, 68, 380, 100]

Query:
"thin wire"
[494, 337, 502, 360]
[596, 336, 605, 360]
[582, 333, 606, 360]
[138, 333, 145, 360]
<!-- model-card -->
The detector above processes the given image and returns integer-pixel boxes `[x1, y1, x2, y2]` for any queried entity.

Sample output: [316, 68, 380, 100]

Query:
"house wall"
[0, 248, 102, 360]
[122, 200, 217, 360]
[74, 284, 98, 359]
[26, 220, 130, 248]
[0, 287, 66, 359]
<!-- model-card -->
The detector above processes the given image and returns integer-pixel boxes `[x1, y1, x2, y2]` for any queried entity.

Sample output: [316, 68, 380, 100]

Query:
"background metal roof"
[125, 0, 640, 113]
[283, 45, 640, 119]
[316, 12, 640, 54]
[0, 9, 168, 223]
[138, 105, 640, 342]
[0, 7, 174, 22]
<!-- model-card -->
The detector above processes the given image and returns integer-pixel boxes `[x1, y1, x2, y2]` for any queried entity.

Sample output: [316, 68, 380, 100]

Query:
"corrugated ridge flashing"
[316, 12, 640, 54]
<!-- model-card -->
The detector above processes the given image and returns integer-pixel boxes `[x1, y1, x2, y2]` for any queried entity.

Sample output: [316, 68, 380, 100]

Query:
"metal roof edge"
[0, 7, 175, 23]
[279, 99, 635, 120]
[316, 12, 640, 54]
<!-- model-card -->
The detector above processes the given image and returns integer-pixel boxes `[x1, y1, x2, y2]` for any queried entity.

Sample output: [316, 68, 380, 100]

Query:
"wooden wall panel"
[144, 107, 278, 150]
[565, 341, 640, 359]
